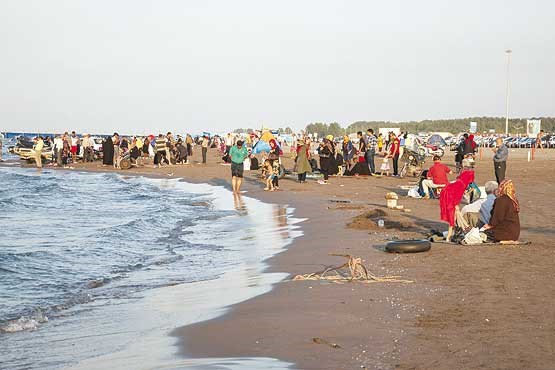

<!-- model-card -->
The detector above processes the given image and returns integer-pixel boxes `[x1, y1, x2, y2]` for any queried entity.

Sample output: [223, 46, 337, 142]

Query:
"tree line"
[304, 117, 555, 137]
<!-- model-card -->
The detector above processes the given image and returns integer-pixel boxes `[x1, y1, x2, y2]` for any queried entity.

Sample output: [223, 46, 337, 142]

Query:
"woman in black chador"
[102, 135, 114, 166]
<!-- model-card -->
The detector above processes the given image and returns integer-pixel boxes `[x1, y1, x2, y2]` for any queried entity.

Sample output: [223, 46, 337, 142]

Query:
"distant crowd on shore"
[16, 127, 523, 244]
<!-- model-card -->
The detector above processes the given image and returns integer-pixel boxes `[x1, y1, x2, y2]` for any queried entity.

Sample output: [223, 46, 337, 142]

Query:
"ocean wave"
[0, 310, 49, 333]
[0, 266, 19, 274]
[0, 166, 299, 370]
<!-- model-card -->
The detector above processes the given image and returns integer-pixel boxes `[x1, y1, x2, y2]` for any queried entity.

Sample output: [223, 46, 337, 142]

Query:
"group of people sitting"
[417, 155, 520, 244]
[437, 170, 520, 244]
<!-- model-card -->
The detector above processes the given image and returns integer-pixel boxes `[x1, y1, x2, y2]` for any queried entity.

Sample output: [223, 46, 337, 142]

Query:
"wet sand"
[9, 147, 555, 369]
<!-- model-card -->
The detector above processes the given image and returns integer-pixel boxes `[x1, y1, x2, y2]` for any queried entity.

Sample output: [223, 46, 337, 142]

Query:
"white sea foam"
[1, 311, 48, 333]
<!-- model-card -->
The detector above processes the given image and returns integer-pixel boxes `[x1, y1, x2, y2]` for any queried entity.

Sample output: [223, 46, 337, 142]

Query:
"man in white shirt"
[53, 135, 64, 166]
[225, 133, 233, 154]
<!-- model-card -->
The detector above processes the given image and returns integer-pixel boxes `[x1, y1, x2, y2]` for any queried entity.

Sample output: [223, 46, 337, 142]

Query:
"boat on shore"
[8, 136, 52, 162]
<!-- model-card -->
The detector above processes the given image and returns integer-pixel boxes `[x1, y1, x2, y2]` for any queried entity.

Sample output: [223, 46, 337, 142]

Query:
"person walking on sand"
[230, 140, 248, 193]
[201, 135, 209, 164]
[295, 137, 312, 183]
[492, 137, 508, 184]
[70, 131, 79, 163]
[536, 130, 545, 152]
[186, 134, 194, 160]
[81, 134, 94, 162]
[317, 137, 335, 184]
[113, 133, 121, 169]
[102, 135, 114, 166]
[388, 133, 401, 176]
[33, 136, 44, 168]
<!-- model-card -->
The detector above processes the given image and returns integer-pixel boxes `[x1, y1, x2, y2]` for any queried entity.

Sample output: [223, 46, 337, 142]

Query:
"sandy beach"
[8, 147, 555, 370]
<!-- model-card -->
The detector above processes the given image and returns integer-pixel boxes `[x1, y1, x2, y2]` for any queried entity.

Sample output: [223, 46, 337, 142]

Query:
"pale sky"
[1, 0, 554, 134]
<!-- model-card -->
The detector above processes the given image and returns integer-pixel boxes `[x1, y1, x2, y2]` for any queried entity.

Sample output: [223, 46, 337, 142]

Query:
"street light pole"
[505, 49, 512, 136]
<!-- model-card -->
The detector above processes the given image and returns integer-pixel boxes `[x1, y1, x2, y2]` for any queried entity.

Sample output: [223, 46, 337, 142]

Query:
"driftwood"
[312, 337, 341, 349]
[293, 254, 413, 284]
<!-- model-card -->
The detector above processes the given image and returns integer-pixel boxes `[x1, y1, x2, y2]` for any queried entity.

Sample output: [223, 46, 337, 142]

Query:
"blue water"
[0, 167, 299, 369]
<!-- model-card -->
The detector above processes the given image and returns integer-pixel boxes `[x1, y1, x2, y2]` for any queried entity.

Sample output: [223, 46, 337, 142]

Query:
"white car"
[91, 136, 104, 153]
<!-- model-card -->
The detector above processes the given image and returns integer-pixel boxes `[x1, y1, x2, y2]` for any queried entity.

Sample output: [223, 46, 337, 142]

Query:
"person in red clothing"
[422, 155, 452, 198]
[387, 132, 401, 176]
[440, 170, 475, 241]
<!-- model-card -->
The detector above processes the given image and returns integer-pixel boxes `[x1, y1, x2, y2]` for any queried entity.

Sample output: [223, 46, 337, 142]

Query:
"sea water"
[0, 167, 300, 369]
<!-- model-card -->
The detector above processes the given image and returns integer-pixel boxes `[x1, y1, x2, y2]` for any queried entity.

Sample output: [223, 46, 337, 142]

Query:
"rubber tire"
[385, 240, 431, 253]
[120, 158, 131, 170]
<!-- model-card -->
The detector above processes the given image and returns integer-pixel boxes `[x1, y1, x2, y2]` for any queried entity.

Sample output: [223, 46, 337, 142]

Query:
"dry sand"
[11, 147, 555, 369]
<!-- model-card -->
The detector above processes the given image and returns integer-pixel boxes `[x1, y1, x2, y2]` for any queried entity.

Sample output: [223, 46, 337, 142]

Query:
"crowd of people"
[21, 127, 521, 243]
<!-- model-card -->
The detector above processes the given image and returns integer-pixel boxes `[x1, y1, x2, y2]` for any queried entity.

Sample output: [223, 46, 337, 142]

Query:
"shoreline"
[3, 147, 555, 370]
[1, 161, 302, 370]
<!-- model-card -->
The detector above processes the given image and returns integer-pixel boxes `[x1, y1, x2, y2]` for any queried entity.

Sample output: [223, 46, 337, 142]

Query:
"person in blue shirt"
[479, 181, 498, 226]
[492, 138, 508, 183]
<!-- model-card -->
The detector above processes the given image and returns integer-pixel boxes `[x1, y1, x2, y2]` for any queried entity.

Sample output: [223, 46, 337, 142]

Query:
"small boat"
[8, 136, 52, 162]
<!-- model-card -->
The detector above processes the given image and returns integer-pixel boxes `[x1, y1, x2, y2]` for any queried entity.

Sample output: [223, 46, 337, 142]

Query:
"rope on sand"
[292, 254, 413, 284]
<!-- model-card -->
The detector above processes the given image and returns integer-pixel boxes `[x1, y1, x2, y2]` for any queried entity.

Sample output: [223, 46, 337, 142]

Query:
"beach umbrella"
[252, 131, 277, 154]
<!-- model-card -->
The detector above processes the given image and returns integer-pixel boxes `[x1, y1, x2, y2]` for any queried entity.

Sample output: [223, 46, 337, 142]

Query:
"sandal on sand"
[263, 187, 270, 191]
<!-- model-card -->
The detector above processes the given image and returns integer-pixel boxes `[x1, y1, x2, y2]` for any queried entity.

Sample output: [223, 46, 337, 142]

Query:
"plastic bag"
[407, 186, 422, 198]
[463, 227, 484, 245]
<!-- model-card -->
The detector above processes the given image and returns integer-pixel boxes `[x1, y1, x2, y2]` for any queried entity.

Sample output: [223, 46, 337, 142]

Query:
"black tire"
[385, 240, 431, 253]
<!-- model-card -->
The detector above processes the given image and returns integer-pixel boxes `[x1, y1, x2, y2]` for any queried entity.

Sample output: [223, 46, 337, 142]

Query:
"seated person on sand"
[439, 170, 475, 241]
[459, 181, 498, 228]
[422, 155, 452, 198]
[482, 179, 521, 243]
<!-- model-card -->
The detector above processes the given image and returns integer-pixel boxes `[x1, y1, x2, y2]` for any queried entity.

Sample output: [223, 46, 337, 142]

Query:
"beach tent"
[427, 134, 447, 146]
[252, 131, 277, 154]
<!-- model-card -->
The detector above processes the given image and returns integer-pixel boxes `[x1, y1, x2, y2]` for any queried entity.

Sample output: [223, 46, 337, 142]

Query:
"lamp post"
[505, 49, 512, 136]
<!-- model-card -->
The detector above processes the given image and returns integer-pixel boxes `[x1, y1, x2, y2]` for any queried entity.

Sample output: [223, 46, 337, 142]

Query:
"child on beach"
[379, 155, 390, 176]
[261, 159, 275, 191]
[271, 159, 280, 190]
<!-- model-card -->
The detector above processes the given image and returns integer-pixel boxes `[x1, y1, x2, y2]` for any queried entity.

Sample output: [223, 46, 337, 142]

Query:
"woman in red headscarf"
[439, 170, 475, 241]
[482, 179, 520, 242]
